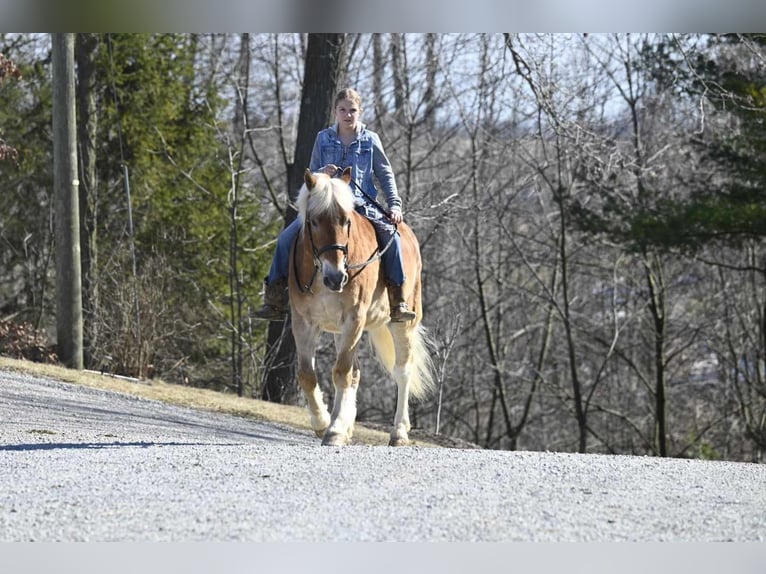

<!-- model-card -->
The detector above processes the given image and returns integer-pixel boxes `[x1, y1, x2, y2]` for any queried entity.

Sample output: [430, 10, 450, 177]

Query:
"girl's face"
[335, 98, 361, 131]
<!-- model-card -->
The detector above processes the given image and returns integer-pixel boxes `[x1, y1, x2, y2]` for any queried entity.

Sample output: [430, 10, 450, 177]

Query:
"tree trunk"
[75, 33, 98, 369]
[559, 195, 588, 453]
[423, 33, 437, 129]
[262, 33, 346, 403]
[372, 34, 386, 122]
[645, 253, 668, 456]
[390, 33, 407, 124]
[232, 33, 249, 396]
[52, 33, 83, 369]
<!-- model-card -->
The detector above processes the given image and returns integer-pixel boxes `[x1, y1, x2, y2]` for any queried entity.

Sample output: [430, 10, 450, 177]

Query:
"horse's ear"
[304, 168, 317, 190]
[340, 166, 352, 184]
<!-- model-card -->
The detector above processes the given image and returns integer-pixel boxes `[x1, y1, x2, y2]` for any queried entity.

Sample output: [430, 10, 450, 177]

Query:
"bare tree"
[75, 33, 99, 368]
[390, 34, 407, 124]
[262, 33, 347, 403]
[229, 33, 250, 396]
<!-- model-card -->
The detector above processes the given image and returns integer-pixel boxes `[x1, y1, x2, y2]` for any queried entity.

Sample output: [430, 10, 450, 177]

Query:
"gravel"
[2, 368, 765, 542]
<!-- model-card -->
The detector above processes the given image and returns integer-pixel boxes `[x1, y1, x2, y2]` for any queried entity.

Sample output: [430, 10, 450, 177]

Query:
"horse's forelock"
[298, 174, 354, 224]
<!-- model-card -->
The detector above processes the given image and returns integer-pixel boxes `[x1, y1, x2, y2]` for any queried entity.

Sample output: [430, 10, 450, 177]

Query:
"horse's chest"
[293, 288, 387, 333]
[294, 291, 349, 332]
[315, 293, 346, 328]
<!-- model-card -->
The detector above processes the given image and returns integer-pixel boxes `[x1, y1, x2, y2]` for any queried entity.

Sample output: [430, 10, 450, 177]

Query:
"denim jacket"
[309, 123, 402, 214]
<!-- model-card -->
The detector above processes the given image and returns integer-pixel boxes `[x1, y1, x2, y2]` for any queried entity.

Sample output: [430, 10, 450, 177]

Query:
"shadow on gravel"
[0, 441, 246, 451]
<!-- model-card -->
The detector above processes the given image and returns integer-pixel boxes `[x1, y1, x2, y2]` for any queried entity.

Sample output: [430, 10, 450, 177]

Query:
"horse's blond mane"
[296, 173, 355, 224]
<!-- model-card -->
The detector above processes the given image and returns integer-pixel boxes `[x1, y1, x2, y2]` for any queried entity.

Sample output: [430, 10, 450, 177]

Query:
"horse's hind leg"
[372, 323, 414, 446]
[390, 379, 413, 446]
[389, 323, 421, 446]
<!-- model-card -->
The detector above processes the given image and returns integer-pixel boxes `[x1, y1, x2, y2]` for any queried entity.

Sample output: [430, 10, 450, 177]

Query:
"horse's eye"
[310, 218, 318, 228]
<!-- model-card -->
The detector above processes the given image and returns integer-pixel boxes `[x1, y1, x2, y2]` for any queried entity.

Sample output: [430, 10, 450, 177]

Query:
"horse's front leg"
[322, 319, 365, 447]
[292, 315, 330, 438]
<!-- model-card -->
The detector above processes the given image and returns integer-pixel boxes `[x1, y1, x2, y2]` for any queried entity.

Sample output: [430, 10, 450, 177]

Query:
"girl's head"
[334, 88, 362, 132]
[335, 88, 362, 110]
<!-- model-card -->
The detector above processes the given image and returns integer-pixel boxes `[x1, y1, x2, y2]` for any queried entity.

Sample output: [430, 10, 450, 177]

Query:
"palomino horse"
[289, 167, 435, 446]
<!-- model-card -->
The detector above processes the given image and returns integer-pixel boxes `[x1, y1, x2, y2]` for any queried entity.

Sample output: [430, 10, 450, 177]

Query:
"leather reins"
[292, 213, 396, 294]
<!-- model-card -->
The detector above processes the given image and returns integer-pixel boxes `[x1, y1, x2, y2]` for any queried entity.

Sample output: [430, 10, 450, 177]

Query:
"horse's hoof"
[322, 432, 349, 446]
[388, 436, 410, 447]
[311, 413, 331, 438]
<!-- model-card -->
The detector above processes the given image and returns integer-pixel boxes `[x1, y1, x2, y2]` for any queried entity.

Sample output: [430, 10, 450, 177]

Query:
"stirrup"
[254, 276, 289, 321]
[390, 303, 416, 323]
[253, 304, 287, 321]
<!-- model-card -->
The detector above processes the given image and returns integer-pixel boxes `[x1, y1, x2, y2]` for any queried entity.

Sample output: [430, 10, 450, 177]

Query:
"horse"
[288, 167, 435, 446]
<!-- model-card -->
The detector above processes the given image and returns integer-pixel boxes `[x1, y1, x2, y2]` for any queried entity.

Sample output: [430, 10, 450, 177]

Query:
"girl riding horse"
[255, 88, 416, 323]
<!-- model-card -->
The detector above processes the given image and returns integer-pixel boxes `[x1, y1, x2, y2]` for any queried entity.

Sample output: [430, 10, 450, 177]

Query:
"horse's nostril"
[323, 275, 344, 292]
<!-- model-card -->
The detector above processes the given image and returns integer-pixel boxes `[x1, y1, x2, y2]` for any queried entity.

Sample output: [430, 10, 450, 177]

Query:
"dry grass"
[0, 356, 444, 447]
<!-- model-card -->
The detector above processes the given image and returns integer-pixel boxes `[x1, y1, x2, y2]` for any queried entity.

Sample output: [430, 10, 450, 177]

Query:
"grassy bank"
[0, 356, 406, 447]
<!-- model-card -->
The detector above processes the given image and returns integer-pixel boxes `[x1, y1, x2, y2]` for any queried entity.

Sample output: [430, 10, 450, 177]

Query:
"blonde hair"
[334, 88, 362, 110]
[296, 173, 355, 226]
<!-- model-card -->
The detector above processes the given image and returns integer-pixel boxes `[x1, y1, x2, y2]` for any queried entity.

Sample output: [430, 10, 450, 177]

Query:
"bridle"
[293, 170, 400, 294]
[293, 212, 396, 294]
[309, 216, 351, 270]
[294, 217, 350, 294]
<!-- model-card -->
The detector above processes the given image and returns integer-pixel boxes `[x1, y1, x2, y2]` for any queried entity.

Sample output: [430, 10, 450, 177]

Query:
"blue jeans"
[267, 205, 405, 286]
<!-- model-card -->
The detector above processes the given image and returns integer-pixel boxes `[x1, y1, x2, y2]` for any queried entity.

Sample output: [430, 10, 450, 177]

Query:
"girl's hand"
[321, 164, 339, 176]
[389, 209, 403, 224]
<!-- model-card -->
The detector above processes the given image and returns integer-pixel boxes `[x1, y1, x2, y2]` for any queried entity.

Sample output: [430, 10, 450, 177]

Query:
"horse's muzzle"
[323, 271, 348, 292]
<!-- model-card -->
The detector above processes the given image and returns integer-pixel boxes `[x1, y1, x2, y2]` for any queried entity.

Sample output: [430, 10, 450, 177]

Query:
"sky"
[2, 0, 766, 32]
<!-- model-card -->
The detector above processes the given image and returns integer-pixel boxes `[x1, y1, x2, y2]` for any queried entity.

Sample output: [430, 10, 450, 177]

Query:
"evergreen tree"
[0, 34, 275, 387]
[683, 34, 766, 245]
[92, 33, 273, 382]
[628, 33, 766, 459]
[0, 35, 57, 327]
[582, 34, 766, 251]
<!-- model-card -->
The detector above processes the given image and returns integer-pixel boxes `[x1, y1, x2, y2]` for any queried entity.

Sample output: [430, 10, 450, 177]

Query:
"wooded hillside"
[2, 33, 765, 462]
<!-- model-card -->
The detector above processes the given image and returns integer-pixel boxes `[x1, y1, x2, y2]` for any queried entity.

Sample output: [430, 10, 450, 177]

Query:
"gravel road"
[1, 368, 765, 542]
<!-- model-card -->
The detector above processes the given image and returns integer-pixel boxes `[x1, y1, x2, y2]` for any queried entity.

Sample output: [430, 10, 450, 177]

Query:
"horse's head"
[297, 167, 354, 292]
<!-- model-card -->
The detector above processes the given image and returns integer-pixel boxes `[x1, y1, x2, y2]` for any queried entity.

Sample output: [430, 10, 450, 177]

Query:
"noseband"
[308, 218, 350, 265]
[294, 218, 351, 293]
[293, 208, 398, 294]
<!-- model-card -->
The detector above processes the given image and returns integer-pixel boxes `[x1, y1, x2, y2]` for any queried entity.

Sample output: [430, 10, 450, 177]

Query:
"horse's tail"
[370, 323, 437, 401]
[409, 323, 437, 400]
